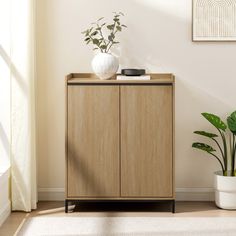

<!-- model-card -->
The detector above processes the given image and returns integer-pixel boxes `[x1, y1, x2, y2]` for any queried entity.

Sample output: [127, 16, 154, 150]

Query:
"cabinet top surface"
[66, 73, 174, 85]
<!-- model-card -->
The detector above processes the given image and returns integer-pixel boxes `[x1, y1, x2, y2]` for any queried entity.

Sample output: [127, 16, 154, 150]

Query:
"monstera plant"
[192, 111, 236, 209]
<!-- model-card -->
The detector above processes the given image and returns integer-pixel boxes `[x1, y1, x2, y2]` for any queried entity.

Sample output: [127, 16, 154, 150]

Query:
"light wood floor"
[1, 201, 236, 236]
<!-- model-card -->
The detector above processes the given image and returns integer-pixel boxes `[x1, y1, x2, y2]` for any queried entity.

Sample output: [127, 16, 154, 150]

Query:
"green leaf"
[92, 39, 99, 45]
[116, 26, 122, 31]
[108, 33, 115, 41]
[107, 25, 114, 30]
[93, 48, 99, 50]
[194, 131, 218, 138]
[227, 111, 236, 135]
[113, 18, 119, 22]
[121, 24, 127, 28]
[202, 113, 227, 131]
[113, 41, 119, 44]
[91, 31, 98, 36]
[108, 35, 113, 41]
[86, 39, 91, 44]
[97, 17, 104, 21]
[100, 45, 107, 50]
[84, 37, 90, 41]
[192, 143, 216, 153]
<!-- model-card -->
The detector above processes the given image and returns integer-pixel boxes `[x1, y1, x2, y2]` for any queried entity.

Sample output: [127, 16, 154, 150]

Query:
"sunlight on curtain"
[10, 0, 37, 211]
[0, 0, 11, 170]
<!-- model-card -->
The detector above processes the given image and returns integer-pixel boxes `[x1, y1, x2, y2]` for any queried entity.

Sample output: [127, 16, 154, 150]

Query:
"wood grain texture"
[172, 79, 176, 198]
[120, 86, 173, 198]
[67, 73, 174, 85]
[67, 85, 120, 198]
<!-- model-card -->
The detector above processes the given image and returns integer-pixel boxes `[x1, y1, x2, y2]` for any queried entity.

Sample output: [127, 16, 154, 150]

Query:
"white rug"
[17, 217, 236, 236]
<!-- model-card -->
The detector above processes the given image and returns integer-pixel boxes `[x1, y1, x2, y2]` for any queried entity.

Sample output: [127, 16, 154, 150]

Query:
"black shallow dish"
[121, 69, 146, 76]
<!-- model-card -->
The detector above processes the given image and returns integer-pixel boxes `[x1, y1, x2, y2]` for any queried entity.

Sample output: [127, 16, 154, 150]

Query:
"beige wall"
[36, 0, 236, 196]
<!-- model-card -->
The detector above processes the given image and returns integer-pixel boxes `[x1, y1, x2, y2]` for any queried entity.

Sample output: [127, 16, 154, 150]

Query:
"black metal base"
[65, 199, 175, 213]
[172, 199, 175, 213]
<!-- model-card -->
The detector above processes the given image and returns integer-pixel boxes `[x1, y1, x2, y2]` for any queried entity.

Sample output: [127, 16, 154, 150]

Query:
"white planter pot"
[214, 171, 236, 209]
[91, 53, 119, 80]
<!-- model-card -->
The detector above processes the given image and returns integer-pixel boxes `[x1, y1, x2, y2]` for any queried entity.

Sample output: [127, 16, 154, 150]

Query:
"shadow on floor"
[35, 201, 219, 215]
[72, 201, 173, 213]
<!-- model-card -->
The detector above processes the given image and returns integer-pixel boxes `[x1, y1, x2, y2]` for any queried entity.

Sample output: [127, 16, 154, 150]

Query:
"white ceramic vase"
[214, 171, 236, 209]
[91, 53, 119, 80]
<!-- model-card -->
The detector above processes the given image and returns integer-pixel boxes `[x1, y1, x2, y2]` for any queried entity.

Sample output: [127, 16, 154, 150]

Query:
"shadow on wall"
[114, 0, 191, 71]
[112, 0, 236, 73]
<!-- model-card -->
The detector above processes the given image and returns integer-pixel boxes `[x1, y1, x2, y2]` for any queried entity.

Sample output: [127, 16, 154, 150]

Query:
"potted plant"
[82, 12, 127, 80]
[192, 111, 236, 209]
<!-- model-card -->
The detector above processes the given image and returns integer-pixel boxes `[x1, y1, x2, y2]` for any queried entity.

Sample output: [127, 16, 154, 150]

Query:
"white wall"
[36, 0, 236, 200]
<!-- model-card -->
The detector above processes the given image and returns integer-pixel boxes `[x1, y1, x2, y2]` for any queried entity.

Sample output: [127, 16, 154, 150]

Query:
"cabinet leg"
[172, 200, 175, 213]
[65, 200, 68, 213]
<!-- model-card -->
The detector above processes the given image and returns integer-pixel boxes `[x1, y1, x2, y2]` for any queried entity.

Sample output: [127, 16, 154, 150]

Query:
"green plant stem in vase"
[81, 12, 127, 80]
[82, 12, 127, 53]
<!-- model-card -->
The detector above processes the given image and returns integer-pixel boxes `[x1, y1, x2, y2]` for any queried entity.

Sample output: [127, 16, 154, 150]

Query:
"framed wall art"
[192, 0, 236, 41]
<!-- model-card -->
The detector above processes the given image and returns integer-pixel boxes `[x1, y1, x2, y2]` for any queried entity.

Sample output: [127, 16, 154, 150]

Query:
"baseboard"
[38, 188, 215, 201]
[0, 200, 11, 227]
[176, 188, 214, 201]
[38, 188, 65, 201]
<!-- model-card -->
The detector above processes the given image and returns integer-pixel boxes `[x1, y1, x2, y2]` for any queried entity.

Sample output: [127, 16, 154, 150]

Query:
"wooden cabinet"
[67, 86, 120, 198]
[65, 73, 175, 211]
[120, 86, 173, 197]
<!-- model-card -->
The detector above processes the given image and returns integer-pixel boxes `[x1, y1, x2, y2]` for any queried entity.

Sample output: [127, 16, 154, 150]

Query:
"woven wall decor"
[193, 0, 236, 41]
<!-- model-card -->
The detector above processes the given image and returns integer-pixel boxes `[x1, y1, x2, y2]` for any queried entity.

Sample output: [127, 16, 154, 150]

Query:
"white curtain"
[10, 0, 37, 211]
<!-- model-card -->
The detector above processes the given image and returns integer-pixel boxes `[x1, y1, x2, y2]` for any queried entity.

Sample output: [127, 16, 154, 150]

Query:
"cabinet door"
[120, 85, 173, 198]
[67, 85, 119, 198]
